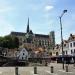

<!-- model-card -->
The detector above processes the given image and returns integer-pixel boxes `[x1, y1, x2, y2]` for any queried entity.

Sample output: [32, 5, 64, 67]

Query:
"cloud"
[0, 18, 15, 36]
[44, 5, 54, 12]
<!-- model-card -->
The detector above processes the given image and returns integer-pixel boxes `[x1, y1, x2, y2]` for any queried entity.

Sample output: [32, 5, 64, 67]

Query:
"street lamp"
[59, 10, 67, 69]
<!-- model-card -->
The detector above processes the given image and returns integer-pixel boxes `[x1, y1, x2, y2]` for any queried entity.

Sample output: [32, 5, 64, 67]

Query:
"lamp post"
[59, 10, 67, 69]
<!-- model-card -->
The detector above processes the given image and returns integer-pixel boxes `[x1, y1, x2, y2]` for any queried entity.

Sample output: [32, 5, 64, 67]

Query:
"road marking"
[46, 71, 57, 75]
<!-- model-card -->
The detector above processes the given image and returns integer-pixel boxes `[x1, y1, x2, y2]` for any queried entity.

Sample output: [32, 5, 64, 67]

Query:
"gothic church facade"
[10, 18, 55, 51]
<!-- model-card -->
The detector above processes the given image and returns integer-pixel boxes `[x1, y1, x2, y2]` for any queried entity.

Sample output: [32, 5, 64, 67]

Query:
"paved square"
[0, 63, 75, 75]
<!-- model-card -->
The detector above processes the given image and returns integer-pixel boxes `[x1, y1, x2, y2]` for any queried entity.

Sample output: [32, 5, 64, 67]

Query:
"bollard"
[51, 66, 54, 73]
[45, 62, 48, 66]
[65, 65, 68, 72]
[15, 66, 18, 75]
[34, 66, 37, 74]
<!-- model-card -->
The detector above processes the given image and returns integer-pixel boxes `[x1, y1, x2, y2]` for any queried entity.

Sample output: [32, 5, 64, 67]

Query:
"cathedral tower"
[26, 18, 30, 33]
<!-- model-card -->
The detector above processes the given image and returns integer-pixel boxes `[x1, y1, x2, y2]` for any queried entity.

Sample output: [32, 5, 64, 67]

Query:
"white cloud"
[45, 5, 54, 12]
[0, 19, 15, 36]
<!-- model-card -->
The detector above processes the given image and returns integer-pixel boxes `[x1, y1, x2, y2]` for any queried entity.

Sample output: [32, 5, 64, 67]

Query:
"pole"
[59, 10, 67, 70]
[59, 17, 64, 69]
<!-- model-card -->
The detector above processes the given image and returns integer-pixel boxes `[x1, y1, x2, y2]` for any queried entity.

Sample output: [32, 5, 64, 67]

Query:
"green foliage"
[0, 37, 3, 47]
[0, 35, 19, 49]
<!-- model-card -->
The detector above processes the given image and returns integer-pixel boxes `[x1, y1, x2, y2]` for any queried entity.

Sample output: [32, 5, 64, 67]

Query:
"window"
[71, 50, 73, 54]
[22, 57, 23, 60]
[74, 49, 75, 53]
[39, 40, 41, 46]
[63, 51, 65, 55]
[66, 51, 67, 55]
[23, 53, 24, 55]
[50, 52, 52, 56]
[45, 40, 46, 45]
[70, 43, 72, 47]
[64, 44, 66, 47]
[56, 52, 58, 56]
[48, 41, 49, 46]
[42, 40, 44, 45]
[73, 42, 75, 47]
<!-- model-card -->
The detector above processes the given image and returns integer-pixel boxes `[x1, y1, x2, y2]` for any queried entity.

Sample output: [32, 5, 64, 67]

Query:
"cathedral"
[10, 18, 55, 51]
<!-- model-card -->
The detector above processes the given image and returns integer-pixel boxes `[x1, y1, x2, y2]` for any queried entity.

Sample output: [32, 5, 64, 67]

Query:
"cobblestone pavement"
[0, 63, 75, 75]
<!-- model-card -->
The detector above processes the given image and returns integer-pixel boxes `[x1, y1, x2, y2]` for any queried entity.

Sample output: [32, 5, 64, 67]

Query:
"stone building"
[49, 44, 60, 56]
[10, 18, 55, 51]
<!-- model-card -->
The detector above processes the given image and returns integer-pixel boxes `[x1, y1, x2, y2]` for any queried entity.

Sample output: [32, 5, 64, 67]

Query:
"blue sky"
[0, 0, 75, 44]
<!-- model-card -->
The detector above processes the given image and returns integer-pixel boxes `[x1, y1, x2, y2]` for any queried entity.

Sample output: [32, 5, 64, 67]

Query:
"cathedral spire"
[26, 18, 29, 33]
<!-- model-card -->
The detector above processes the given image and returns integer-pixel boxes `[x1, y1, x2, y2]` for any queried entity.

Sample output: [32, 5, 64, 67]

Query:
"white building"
[16, 48, 28, 60]
[68, 34, 75, 55]
[59, 40, 69, 55]
[59, 34, 75, 56]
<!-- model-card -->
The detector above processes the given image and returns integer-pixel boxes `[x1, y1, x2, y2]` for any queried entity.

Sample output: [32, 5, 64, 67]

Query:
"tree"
[13, 37, 19, 48]
[0, 37, 3, 47]
[0, 35, 19, 49]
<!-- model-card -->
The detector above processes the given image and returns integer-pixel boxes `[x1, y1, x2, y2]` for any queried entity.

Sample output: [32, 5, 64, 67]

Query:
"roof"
[68, 34, 75, 41]
[11, 32, 26, 36]
[35, 34, 49, 38]
[10, 32, 49, 38]
[63, 40, 68, 43]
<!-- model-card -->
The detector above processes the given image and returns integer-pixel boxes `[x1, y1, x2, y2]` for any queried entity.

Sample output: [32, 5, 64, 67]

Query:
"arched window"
[56, 52, 58, 56]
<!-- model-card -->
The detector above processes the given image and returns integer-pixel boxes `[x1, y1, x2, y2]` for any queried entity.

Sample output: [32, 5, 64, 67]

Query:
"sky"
[0, 0, 75, 44]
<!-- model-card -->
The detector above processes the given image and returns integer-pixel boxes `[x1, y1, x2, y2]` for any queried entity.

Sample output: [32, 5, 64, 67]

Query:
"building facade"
[59, 34, 75, 56]
[10, 18, 55, 51]
[16, 48, 28, 60]
[49, 44, 60, 56]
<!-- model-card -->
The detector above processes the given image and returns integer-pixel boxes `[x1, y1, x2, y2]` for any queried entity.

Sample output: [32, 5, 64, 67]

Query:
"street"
[0, 63, 75, 75]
